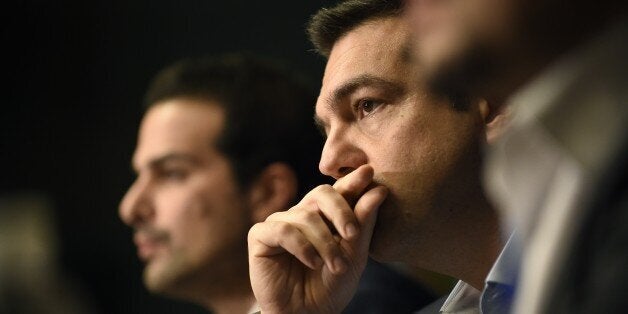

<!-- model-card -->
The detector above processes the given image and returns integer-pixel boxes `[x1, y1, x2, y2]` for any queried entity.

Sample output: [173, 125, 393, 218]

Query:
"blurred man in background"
[408, 0, 628, 312]
[120, 53, 435, 313]
[119, 54, 323, 314]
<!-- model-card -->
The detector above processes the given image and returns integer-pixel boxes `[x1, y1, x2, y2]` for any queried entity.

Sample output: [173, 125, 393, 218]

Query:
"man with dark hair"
[247, 1, 509, 313]
[119, 54, 324, 314]
[120, 53, 435, 314]
[409, 0, 628, 312]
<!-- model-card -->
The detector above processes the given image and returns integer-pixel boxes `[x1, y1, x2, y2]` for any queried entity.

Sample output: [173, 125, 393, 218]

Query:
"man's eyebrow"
[314, 74, 406, 135]
[132, 153, 199, 172]
[400, 39, 415, 64]
[313, 115, 328, 138]
[326, 74, 405, 107]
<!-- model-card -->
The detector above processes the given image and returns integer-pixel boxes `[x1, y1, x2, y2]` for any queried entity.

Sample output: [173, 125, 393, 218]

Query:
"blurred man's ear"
[478, 99, 510, 144]
[246, 162, 298, 223]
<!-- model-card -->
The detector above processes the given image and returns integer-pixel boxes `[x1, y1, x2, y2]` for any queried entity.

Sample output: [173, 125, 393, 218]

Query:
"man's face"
[315, 17, 488, 263]
[119, 100, 251, 297]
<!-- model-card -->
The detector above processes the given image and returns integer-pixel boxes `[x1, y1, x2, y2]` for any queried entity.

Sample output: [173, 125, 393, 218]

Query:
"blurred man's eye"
[158, 168, 188, 181]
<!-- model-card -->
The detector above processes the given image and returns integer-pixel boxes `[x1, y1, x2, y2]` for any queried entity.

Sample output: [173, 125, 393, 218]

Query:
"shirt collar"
[440, 234, 518, 313]
[440, 280, 482, 313]
[485, 233, 519, 287]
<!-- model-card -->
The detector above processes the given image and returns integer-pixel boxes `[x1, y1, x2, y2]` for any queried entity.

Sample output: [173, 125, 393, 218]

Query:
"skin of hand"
[247, 165, 388, 314]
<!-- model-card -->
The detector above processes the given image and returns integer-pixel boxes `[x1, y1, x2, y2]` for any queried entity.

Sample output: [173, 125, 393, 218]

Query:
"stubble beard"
[143, 248, 194, 297]
[367, 173, 434, 264]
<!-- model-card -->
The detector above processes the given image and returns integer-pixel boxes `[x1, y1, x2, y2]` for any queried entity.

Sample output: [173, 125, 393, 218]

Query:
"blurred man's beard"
[143, 249, 194, 296]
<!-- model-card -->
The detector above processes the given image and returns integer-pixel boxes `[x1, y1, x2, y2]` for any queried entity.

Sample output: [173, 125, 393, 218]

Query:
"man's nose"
[318, 129, 368, 180]
[119, 177, 154, 227]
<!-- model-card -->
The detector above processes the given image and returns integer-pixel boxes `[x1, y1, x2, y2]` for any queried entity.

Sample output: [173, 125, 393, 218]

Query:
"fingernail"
[333, 256, 347, 274]
[345, 223, 358, 239]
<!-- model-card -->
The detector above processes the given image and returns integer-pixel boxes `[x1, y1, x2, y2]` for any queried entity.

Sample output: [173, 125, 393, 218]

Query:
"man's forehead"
[315, 17, 414, 119]
[322, 17, 411, 89]
[132, 102, 222, 170]
[131, 137, 201, 171]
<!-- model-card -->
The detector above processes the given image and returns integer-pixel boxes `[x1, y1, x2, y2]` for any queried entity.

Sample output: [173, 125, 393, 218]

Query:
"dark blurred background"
[1, 1, 334, 313]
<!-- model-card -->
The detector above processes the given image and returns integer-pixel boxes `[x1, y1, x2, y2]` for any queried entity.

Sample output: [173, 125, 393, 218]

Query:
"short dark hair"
[308, 0, 470, 109]
[144, 53, 326, 198]
[307, 0, 403, 57]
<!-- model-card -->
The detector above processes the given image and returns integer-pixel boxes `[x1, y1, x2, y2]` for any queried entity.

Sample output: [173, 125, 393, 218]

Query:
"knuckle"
[274, 221, 294, 237]
[265, 211, 284, 221]
[298, 241, 316, 257]
[298, 208, 321, 224]
[313, 184, 333, 194]
[287, 203, 306, 214]
[247, 223, 267, 248]
[302, 184, 339, 208]
[294, 234, 311, 249]
[247, 223, 259, 240]
[324, 238, 341, 254]
[343, 178, 360, 192]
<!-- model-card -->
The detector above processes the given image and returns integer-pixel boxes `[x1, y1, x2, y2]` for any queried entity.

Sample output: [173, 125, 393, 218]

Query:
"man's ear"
[246, 162, 298, 223]
[478, 99, 510, 144]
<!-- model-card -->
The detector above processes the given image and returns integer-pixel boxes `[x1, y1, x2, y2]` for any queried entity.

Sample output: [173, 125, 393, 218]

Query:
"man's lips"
[134, 238, 156, 261]
[134, 231, 168, 261]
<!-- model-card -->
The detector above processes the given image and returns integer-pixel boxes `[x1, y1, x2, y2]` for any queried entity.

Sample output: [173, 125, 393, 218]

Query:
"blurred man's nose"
[119, 177, 154, 227]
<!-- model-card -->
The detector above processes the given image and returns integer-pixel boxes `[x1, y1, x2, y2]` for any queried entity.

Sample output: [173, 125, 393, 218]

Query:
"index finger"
[332, 165, 375, 206]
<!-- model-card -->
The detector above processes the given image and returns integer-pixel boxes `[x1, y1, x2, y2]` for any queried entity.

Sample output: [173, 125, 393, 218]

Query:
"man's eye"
[355, 99, 383, 117]
[160, 169, 188, 181]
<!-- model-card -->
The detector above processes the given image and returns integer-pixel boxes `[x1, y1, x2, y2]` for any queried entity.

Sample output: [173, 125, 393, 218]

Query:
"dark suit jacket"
[343, 258, 437, 314]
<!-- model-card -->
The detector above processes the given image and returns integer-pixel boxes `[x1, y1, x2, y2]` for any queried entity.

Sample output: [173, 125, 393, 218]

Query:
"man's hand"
[248, 165, 388, 313]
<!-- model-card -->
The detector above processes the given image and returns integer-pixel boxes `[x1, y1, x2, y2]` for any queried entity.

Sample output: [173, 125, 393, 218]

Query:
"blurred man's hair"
[144, 53, 325, 198]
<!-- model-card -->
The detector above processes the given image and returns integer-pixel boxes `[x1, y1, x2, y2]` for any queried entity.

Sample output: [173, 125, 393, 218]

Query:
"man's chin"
[142, 259, 184, 295]
[367, 192, 430, 264]
[143, 262, 169, 293]
[369, 223, 404, 262]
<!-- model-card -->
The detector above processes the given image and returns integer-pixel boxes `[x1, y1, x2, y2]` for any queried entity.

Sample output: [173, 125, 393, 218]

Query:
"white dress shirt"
[438, 234, 518, 314]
